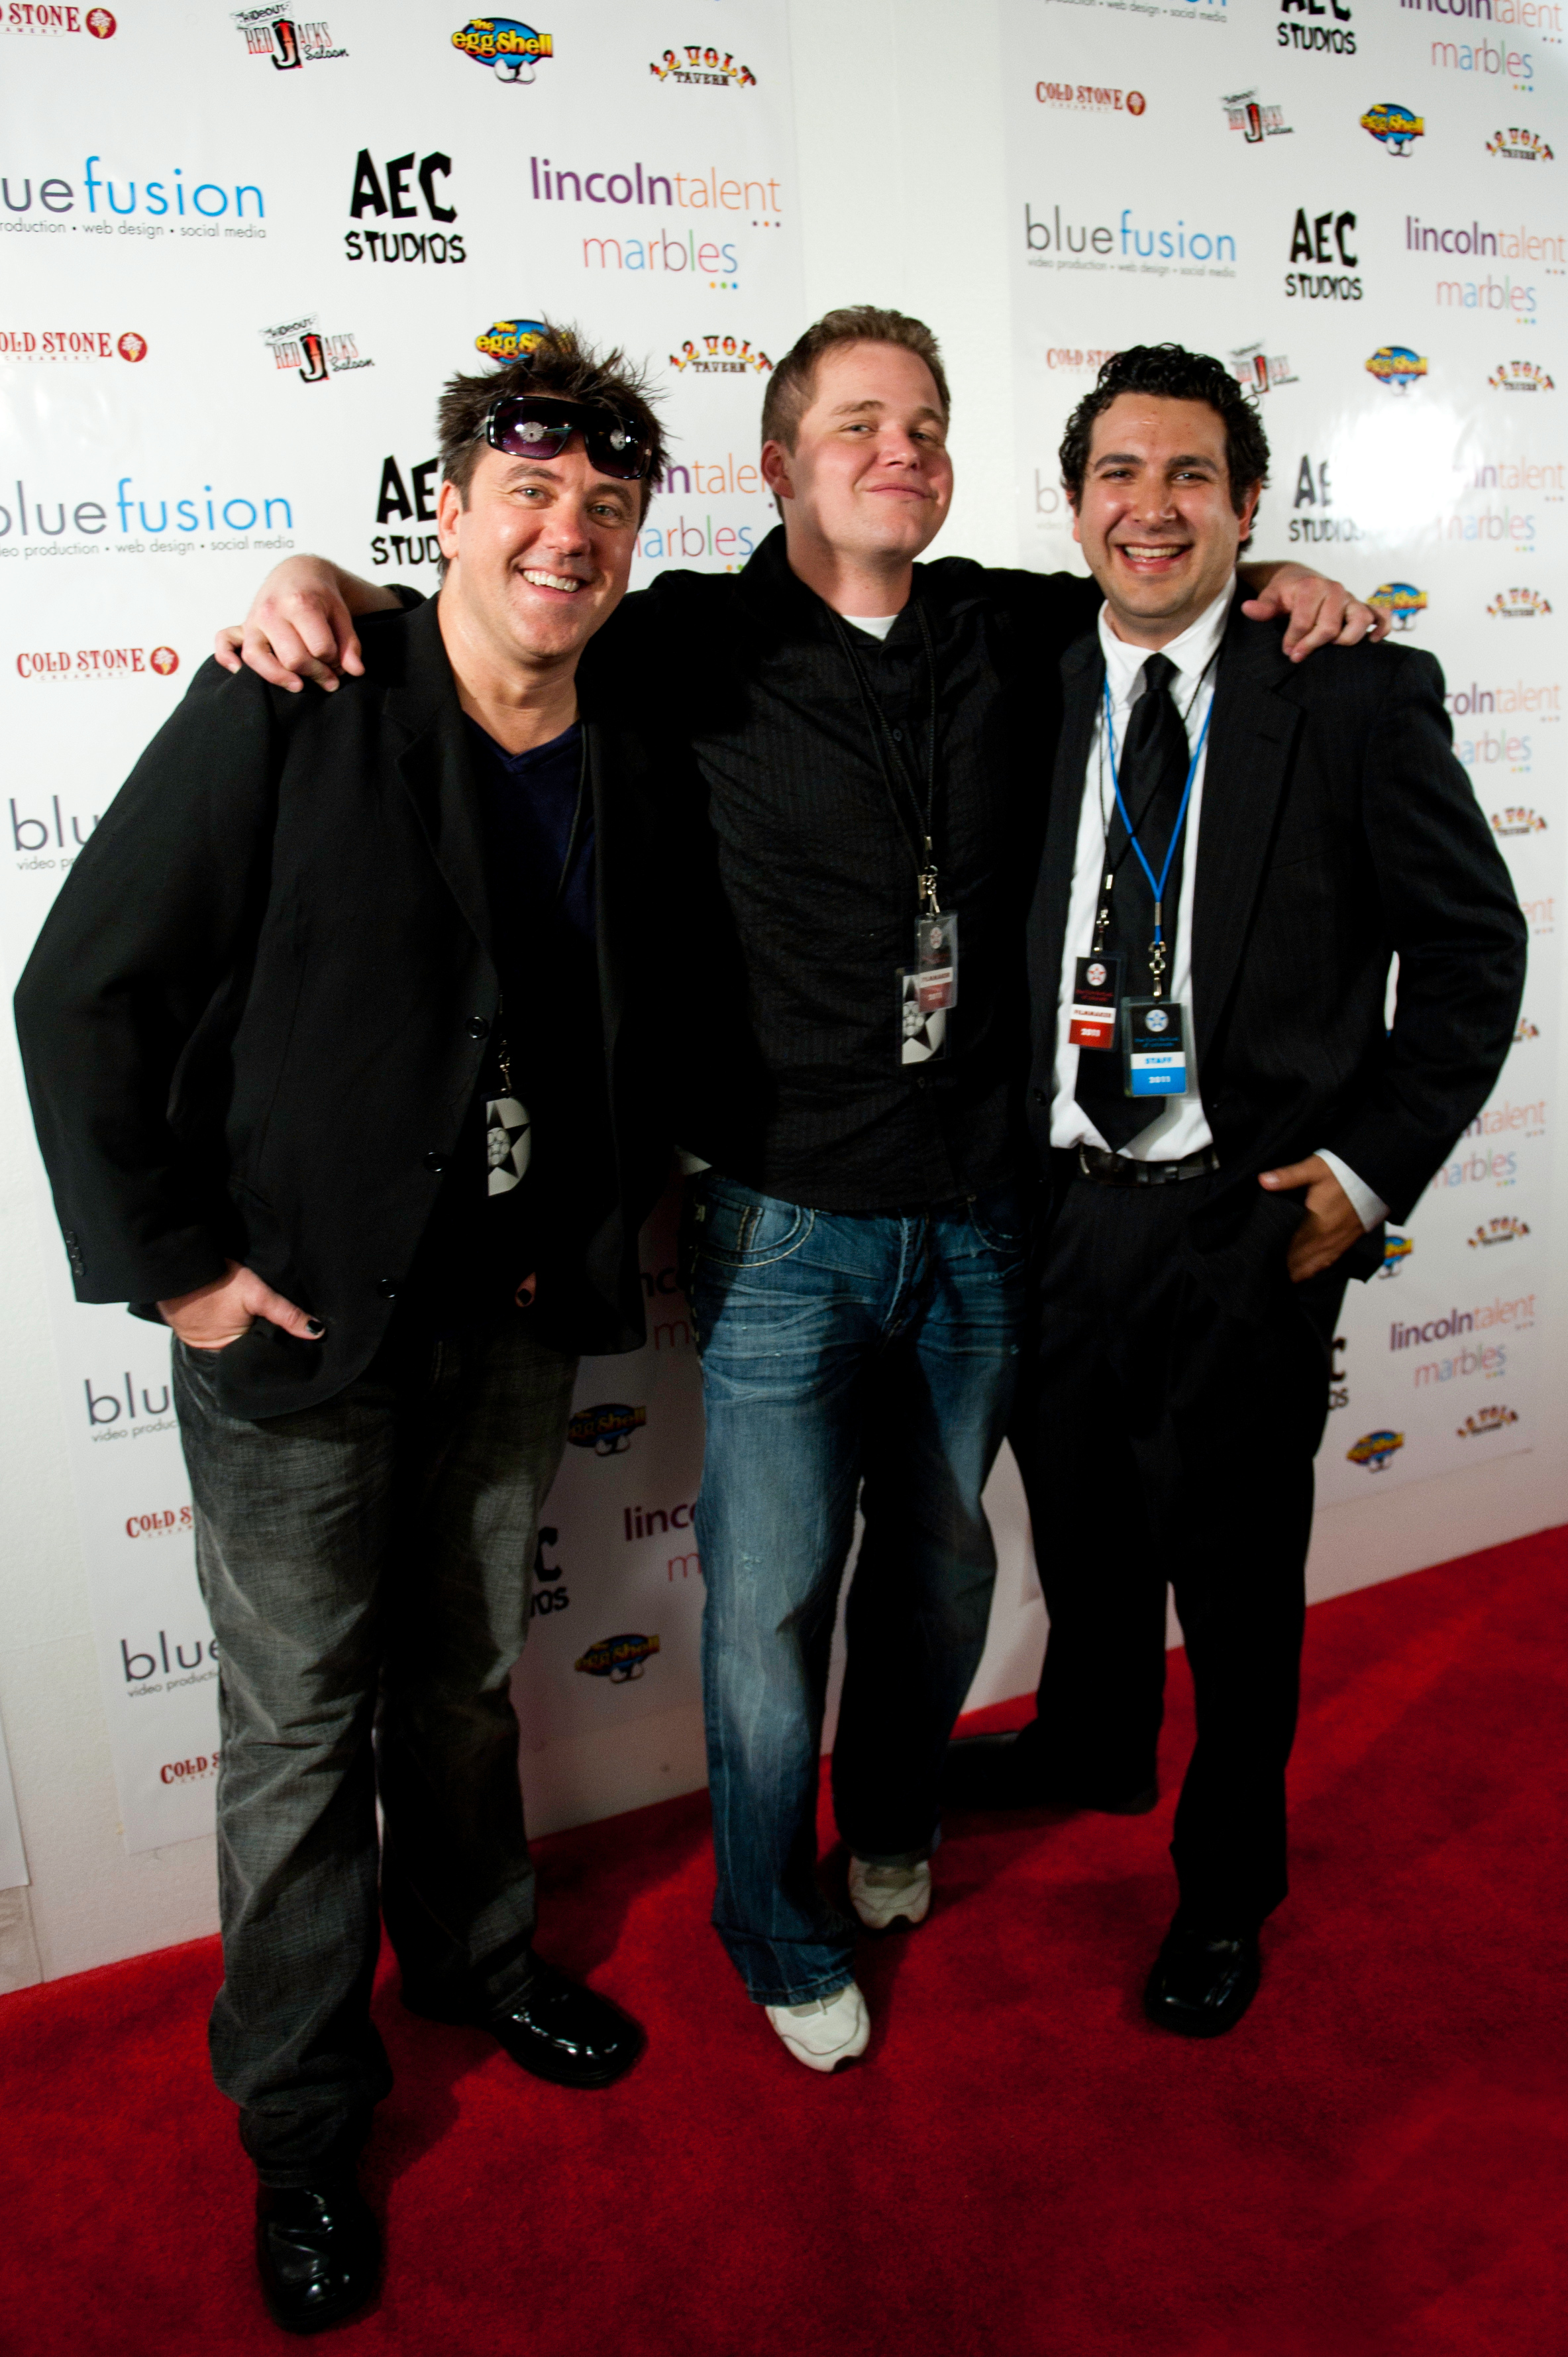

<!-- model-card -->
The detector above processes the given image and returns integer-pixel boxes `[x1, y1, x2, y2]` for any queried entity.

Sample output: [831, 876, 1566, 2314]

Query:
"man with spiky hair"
[16, 328, 672, 2332]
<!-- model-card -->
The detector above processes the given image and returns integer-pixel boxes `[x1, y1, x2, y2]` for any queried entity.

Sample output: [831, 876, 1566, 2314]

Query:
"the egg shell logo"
[566, 1402, 647, 1455]
[1367, 345, 1428, 392]
[475, 318, 548, 360]
[150, 646, 178, 675]
[1347, 1429, 1404, 1470]
[1371, 581, 1426, 630]
[1377, 1232, 1413, 1278]
[452, 17, 552, 81]
[575, 1632, 660, 1682]
[1361, 103, 1424, 156]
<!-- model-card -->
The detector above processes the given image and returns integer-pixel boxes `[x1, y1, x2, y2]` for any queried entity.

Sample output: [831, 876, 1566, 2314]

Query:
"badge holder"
[1122, 999, 1188, 1099]
[1069, 952, 1122, 1051]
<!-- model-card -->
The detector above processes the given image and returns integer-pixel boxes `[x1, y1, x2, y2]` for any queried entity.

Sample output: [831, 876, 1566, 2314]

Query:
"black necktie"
[1074, 651, 1192, 1150]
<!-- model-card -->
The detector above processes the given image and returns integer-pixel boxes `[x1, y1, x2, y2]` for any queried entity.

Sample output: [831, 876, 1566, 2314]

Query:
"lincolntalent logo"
[1347, 1429, 1404, 1470]
[0, 329, 145, 361]
[1367, 344, 1428, 390]
[1223, 89, 1291, 140]
[232, 7, 346, 66]
[649, 42, 756, 87]
[1371, 581, 1427, 629]
[566, 1402, 647, 1455]
[451, 16, 552, 82]
[1491, 804, 1548, 834]
[261, 314, 371, 382]
[1489, 588, 1552, 617]
[668, 333, 771, 374]
[1361, 101, 1425, 154]
[1469, 1215, 1531, 1245]
[1377, 1231, 1414, 1277]
[1487, 129, 1553, 162]
[475, 317, 547, 359]
[1231, 341, 1296, 394]
[1490, 360, 1555, 391]
[575, 1632, 660, 1682]
[1457, 1404, 1519, 1438]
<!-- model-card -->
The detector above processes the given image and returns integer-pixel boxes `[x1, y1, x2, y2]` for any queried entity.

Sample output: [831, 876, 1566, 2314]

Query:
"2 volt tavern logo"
[1469, 1216, 1530, 1245]
[668, 335, 771, 374]
[1457, 1405, 1519, 1438]
[1490, 360, 1554, 390]
[649, 44, 756, 87]
[1361, 102, 1425, 154]
[452, 17, 551, 83]
[1279, 0, 1357, 57]
[1487, 129, 1553, 161]
[231, 7, 346, 66]
[1223, 91, 1291, 140]
[262, 313, 370, 382]
[1491, 805, 1548, 833]
[1489, 586, 1552, 615]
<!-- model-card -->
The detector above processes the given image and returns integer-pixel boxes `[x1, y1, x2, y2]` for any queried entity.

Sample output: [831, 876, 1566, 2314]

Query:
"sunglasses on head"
[484, 394, 652, 482]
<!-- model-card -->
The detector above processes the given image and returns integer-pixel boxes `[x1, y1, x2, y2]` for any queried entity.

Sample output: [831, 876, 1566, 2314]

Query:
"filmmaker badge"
[485, 1095, 532, 1193]
[1069, 953, 1122, 1050]
[898, 970, 947, 1065]
[1123, 999, 1188, 1099]
[913, 911, 959, 1013]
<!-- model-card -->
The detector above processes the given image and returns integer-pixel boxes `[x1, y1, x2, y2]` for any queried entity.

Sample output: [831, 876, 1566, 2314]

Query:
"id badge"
[1069, 952, 1122, 1051]
[485, 1095, 533, 1193]
[898, 969, 947, 1065]
[1122, 999, 1188, 1099]
[913, 911, 959, 1013]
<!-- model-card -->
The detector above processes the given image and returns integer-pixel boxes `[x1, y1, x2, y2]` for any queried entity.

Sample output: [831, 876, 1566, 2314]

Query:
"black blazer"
[15, 597, 674, 1417]
[1025, 596, 1528, 1309]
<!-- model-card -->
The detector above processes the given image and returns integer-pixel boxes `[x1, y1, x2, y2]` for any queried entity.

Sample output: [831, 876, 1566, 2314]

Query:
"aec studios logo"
[1361, 102, 1424, 156]
[1285, 205, 1360, 301]
[668, 334, 771, 374]
[1, 6, 116, 34]
[1489, 586, 1552, 616]
[1487, 129, 1553, 162]
[567, 1402, 647, 1456]
[452, 16, 552, 84]
[1289, 453, 1363, 547]
[261, 312, 371, 384]
[346, 148, 462, 267]
[476, 317, 547, 358]
[1371, 580, 1426, 629]
[372, 451, 439, 571]
[1279, 0, 1356, 57]
[0, 329, 146, 361]
[649, 43, 756, 88]
[231, 6, 346, 67]
[1367, 344, 1428, 392]
[1223, 90, 1291, 141]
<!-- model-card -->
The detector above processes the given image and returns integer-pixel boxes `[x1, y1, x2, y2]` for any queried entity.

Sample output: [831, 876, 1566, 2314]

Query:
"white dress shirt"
[1049, 581, 1386, 1228]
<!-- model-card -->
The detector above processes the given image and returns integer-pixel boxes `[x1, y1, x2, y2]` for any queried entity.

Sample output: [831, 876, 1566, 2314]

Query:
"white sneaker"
[848, 1855, 933, 1932]
[764, 1981, 870, 2073]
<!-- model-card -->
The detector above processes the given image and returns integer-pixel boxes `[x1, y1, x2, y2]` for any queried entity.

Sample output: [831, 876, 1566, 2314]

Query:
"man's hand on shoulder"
[1240, 563, 1390, 662]
[213, 557, 399, 694]
[1258, 1156, 1366, 1282]
[160, 1261, 324, 1350]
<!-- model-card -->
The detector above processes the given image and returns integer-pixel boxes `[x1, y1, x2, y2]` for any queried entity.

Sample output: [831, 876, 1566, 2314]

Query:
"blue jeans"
[684, 1174, 1027, 2005]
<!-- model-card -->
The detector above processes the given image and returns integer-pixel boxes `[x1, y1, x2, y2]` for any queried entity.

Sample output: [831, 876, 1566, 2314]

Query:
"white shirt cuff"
[1316, 1149, 1388, 1233]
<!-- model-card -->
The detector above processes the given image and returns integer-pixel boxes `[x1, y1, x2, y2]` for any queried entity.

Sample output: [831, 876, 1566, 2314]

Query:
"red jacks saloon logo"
[1231, 341, 1296, 394]
[452, 17, 551, 83]
[0, 329, 144, 361]
[1487, 129, 1553, 162]
[649, 43, 756, 87]
[668, 334, 771, 374]
[1223, 90, 1290, 140]
[231, 6, 346, 66]
[262, 313, 371, 383]
[475, 317, 547, 359]
[1489, 586, 1552, 616]
[1371, 581, 1427, 629]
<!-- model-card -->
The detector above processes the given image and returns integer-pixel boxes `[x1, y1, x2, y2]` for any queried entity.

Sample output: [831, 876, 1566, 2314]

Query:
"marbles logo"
[1361, 101, 1424, 155]
[452, 16, 552, 82]
[475, 317, 547, 360]
[231, 7, 346, 66]
[1371, 581, 1427, 630]
[261, 314, 371, 383]
[649, 42, 755, 87]
[1487, 129, 1553, 162]
[1367, 345, 1428, 391]
[668, 333, 771, 374]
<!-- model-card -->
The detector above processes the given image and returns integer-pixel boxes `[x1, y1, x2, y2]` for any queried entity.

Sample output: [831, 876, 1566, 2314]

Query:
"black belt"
[1069, 1142, 1220, 1187]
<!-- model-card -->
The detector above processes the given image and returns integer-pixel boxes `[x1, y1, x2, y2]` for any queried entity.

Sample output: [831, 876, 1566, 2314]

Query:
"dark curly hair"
[436, 320, 668, 524]
[1059, 345, 1270, 543]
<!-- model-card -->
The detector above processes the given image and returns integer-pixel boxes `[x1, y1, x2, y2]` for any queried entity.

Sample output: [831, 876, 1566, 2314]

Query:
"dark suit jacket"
[1025, 595, 1528, 1312]
[14, 596, 674, 1417]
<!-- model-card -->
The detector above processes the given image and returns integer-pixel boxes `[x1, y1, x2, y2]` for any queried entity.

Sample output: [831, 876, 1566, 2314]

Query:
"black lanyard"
[831, 604, 943, 915]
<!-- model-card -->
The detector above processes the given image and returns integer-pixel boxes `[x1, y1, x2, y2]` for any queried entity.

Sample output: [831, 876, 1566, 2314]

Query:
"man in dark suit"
[946, 345, 1526, 2036]
[15, 330, 674, 2331]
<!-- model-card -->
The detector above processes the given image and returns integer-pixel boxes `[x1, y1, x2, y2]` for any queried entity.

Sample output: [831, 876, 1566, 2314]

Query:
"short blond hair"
[760, 306, 950, 452]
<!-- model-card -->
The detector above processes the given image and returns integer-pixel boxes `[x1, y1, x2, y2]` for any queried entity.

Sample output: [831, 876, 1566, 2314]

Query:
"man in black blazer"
[947, 345, 1526, 2036]
[15, 331, 674, 2331]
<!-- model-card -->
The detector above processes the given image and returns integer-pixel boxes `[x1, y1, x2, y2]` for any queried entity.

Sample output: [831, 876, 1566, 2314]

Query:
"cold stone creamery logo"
[1469, 1215, 1530, 1245]
[1361, 101, 1425, 154]
[476, 318, 547, 359]
[1457, 1405, 1520, 1438]
[1347, 1429, 1404, 1470]
[1491, 804, 1547, 833]
[1371, 581, 1427, 628]
[1488, 127, 1554, 160]
[649, 43, 756, 87]
[1, 5, 115, 32]
[1231, 341, 1296, 393]
[15, 643, 177, 679]
[1036, 82, 1147, 114]
[668, 335, 770, 374]
[1367, 345, 1428, 391]
[567, 1403, 647, 1456]
[231, 7, 346, 66]
[1490, 360, 1555, 389]
[0, 329, 145, 361]
[262, 314, 371, 384]
[1489, 586, 1553, 615]
[1279, 0, 1357, 56]
[1224, 90, 1290, 140]
[452, 17, 551, 83]
[575, 1633, 660, 1682]
[1286, 207, 1361, 300]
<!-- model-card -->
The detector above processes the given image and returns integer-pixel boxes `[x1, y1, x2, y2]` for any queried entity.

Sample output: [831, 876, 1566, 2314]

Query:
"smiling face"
[436, 436, 640, 677]
[761, 340, 954, 573]
[1071, 392, 1261, 645]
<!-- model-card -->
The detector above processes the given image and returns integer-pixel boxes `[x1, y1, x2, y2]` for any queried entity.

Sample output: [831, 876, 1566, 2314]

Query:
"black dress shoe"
[255, 2177, 380, 2336]
[1143, 1916, 1261, 2039]
[942, 1730, 1157, 1816]
[405, 1956, 645, 2089]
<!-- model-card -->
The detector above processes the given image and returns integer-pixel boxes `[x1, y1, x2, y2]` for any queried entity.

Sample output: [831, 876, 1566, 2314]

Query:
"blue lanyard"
[1102, 674, 1214, 950]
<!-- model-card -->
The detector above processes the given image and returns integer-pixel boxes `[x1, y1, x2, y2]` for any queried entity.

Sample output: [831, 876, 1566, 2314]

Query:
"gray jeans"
[174, 1318, 578, 2183]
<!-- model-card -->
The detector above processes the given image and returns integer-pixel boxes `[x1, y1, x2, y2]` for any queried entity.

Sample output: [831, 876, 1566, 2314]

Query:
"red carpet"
[3, 1531, 1565, 2356]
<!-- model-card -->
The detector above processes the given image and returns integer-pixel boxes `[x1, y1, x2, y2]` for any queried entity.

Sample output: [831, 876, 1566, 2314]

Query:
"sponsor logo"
[623, 1501, 696, 1540]
[1037, 82, 1147, 114]
[1044, 348, 1117, 374]
[1428, 34, 1540, 80]
[1415, 1341, 1507, 1384]
[371, 451, 439, 570]
[1390, 1293, 1534, 1348]
[1400, 0, 1561, 25]
[1449, 675, 1560, 714]
[1490, 358, 1555, 389]
[1469, 1215, 1531, 1244]
[1286, 205, 1361, 300]
[1522, 891, 1554, 932]
[1371, 581, 1427, 629]
[1490, 586, 1553, 616]
[1367, 344, 1428, 390]
[582, 229, 741, 282]
[650, 42, 755, 87]
[1514, 1014, 1541, 1040]
[475, 317, 547, 359]
[1488, 127, 1554, 160]
[0, 328, 146, 361]
[0, 475, 293, 560]
[158, 1750, 219, 1784]
[1329, 1332, 1349, 1411]
[1465, 1095, 1547, 1135]
[125, 1504, 193, 1539]
[232, 7, 345, 66]
[1289, 453, 1363, 545]
[15, 643, 178, 679]
[346, 148, 462, 267]
[1224, 89, 1290, 140]
[668, 333, 770, 374]
[531, 1524, 568, 1617]
[262, 313, 371, 382]
[574, 1632, 660, 1682]
[1347, 1429, 1404, 1470]
[1361, 101, 1425, 154]
[452, 16, 552, 83]
[1279, 0, 1357, 56]
[529, 156, 783, 224]
[1378, 1231, 1414, 1276]
[1409, 213, 1565, 260]
[119, 1629, 217, 1686]
[1023, 203, 1237, 269]
[1457, 1405, 1520, 1438]
[635, 514, 757, 567]
[566, 1401, 647, 1455]
[1231, 341, 1296, 394]
[84, 1367, 174, 1439]
[1491, 804, 1548, 833]
[0, 5, 115, 33]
